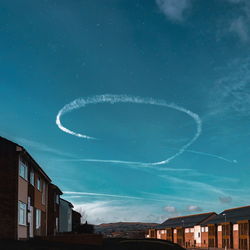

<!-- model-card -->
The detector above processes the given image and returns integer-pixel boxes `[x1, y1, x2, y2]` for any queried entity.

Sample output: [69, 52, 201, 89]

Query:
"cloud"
[155, 0, 192, 22]
[164, 206, 177, 213]
[230, 16, 249, 42]
[187, 205, 203, 212]
[160, 174, 227, 196]
[219, 196, 232, 203]
[73, 201, 164, 224]
[63, 191, 168, 202]
[209, 57, 250, 115]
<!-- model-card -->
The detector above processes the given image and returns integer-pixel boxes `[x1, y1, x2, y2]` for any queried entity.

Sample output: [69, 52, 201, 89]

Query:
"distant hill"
[94, 222, 158, 234]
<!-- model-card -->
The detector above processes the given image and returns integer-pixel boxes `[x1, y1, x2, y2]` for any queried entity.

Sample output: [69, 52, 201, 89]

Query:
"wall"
[17, 176, 28, 239]
[59, 199, 72, 232]
[0, 139, 19, 239]
[217, 225, 222, 248]
[233, 224, 239, 249]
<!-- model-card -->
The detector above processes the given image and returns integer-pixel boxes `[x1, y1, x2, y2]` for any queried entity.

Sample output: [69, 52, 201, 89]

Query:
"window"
[19, 160, 28, 180]
[56, 217, 59, 232]
[36, 209, 41, 229]
[18, 201, 27, 225]
[37, 177, 41, 191]
[56, 194, 59, 204]
[233, 224, 238, 231]
[198, 232, 201, 238]
[42, 182, 46, 204]
[30, 170, 34, 185]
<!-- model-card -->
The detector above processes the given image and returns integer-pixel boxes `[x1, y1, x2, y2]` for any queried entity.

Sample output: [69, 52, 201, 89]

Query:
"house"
[202, 205, 250, 250]
[0, 136, 51, 240]
[59, 198, 73, 232]
[149, 212, 216, 248]
[47, 184, 63, 236]
[72, 210, 82, 232]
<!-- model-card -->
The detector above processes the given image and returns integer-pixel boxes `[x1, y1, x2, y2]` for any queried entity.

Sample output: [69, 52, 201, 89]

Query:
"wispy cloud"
[225, 0, 250, 42]
[230, 16, 249, 42]
[155, 0, 192, 22]
[73, 201, 164, 224]
[219, 196, 232, 204]
[187, 205, 203, 212]
[209, 57, 250, 115]
[63, 191, 168, 203]
[164, 206, 177, 213]
[160, 174, 227, 196]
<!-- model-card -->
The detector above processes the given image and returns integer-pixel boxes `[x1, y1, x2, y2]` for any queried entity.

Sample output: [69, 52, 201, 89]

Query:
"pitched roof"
[157, 212, 216, 229]
[0, 136, 51, 182]
[49, 183, 63, 195]
[202, 205, 250, 225]
[60, 198, 74, 208]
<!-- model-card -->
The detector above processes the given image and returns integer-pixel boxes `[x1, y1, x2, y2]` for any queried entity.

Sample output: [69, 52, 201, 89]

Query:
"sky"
[1, 0, 250, 224]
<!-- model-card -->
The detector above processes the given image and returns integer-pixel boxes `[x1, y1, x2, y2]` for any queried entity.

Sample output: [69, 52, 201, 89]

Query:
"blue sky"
[1, 0, 250, 224]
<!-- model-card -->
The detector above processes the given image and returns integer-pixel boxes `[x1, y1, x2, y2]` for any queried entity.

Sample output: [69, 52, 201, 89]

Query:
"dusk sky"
[1, 0, 250, 224]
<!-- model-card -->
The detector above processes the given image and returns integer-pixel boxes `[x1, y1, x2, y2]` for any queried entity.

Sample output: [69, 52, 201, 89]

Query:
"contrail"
[56, 94, 202, 166]
[63, 191, 167, 202]
[183, 149, 237, 164]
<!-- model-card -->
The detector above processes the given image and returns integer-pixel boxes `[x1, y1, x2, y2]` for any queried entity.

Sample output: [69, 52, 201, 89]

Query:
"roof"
[72, 210, 82, 217]
[157, 212, 216, 229]
[49, 183, 63, 195]
[0, 136, 51, 182]
[202, 205, 250, 225]
[60, 198, 74, 208]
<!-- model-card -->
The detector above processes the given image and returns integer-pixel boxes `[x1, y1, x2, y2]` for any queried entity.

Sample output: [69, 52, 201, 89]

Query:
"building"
[202, 205, 250, 250]
[72, 210, 82, 232]
[149, 212, 216, 248]
[47, 184, 63, 236]
[59, 198, 73, 232]
[0, 136, 51, 240]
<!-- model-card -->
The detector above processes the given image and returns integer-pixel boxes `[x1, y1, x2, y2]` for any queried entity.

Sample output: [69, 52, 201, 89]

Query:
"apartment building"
[0, 136, 51, 239]
[47, 184, 63, 236]
[202, 205, 250, 250]
[149, 212, 216, 248]
[72, 210, 82, 232]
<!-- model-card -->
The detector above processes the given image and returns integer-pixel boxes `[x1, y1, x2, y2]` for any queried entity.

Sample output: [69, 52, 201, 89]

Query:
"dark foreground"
[0, 238, 184, 250]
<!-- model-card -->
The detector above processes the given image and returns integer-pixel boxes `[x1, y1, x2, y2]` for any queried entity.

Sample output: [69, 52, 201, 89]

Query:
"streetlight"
[222, 213, 227, 250]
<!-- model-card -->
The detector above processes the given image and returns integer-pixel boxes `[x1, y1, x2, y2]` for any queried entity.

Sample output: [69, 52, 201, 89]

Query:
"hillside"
[94, 222, 158, 234]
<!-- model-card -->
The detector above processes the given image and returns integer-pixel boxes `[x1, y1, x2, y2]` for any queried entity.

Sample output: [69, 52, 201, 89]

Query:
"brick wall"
[0, 138, 19, 239]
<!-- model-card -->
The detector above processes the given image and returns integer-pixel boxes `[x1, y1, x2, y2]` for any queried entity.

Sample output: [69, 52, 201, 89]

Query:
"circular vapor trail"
[56, 94, 202, 166]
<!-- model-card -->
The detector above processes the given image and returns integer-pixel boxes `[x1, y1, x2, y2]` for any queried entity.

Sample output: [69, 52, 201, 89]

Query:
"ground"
[0, 238, 185, 250]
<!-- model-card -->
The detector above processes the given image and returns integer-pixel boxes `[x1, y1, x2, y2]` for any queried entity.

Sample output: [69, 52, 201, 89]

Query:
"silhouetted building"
[0, 136, 51, 239]
[47, 184, 63, 235]
[72, 210, 82, 232]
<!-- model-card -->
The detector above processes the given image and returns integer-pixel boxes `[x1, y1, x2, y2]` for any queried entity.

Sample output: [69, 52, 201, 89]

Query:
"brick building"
[47, 184, 63, 236]
[149, 212, 216, 248]
[72, 210, 82, 232]
[0, 136, 51, 239]
[202, 205, 250, 250]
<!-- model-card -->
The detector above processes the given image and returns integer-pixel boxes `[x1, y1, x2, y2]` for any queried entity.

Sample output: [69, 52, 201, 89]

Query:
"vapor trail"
[56, 94, 202, 166]
[183, 149, 237, 164]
